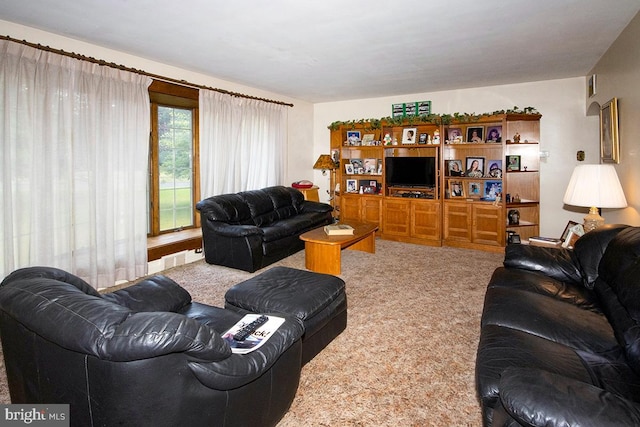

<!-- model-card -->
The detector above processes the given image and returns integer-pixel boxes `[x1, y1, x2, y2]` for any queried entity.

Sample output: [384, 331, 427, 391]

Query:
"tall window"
[149, 81, 200, 235]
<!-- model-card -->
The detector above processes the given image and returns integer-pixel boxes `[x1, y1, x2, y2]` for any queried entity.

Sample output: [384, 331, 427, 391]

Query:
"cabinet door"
[361, 196, 382, 226]
[444, 202, 471, 242]
[472, 204, 504, 246]
[412, 201, 440, 240]
[340, 196, 362, 222]
[383, 199, 411, 237]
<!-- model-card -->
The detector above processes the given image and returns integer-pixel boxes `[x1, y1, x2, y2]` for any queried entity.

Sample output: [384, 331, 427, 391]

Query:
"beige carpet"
[0, 239, 503, 426]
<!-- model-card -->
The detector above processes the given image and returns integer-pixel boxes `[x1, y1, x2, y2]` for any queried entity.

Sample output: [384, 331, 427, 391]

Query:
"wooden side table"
[296, 185, 320, 202]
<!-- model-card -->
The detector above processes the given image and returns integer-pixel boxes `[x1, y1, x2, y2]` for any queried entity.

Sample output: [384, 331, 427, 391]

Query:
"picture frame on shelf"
[402, 127, 417, 144]
[600, 97, 619, 163]
[506, 155, 521, 171]
[363, 158, 377, 174]
[377, 159, 383, 174]
[350, 158, 363, 173]
[346, 131, 361, 146]
[468, 182, 482, 197]
[344, 163, 354, 174]
[465, 156, 485, 178]
[418, 133, 428, 144]
[486, 126, 502, 143]
[445, 159, 463, 176]
[446, 127, 463, 143]
[361, 134, 375, 145]
[483, 180, 502, 201]
[449, 181, 465, 198]
[466, 126, 484, 143]
[486, 160, 502, 178]
[346, 179, 358, 193]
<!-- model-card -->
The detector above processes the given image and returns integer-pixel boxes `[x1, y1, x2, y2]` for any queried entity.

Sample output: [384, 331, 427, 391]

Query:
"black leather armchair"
[196, 186, 333, 272]
[0, 267, 304, 427]
[476, 225, 640, 426]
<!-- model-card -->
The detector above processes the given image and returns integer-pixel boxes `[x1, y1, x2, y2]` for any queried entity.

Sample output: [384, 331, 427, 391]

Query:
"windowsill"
[147, 228, 202, 261]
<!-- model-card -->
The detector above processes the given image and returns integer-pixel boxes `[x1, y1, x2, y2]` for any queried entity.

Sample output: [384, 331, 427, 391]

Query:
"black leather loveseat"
[196, 185, 333, 272]
[476, 224, 640, 426]
[0, 266, 304, 427]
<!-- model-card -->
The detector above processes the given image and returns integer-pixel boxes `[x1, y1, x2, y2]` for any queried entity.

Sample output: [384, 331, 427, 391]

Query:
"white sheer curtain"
[0, 40, 151, 288]
[199, 90, 287, 197]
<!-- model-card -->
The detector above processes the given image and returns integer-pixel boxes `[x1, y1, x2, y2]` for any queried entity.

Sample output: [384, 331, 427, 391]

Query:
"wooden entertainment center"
[330, 113, 541, 252]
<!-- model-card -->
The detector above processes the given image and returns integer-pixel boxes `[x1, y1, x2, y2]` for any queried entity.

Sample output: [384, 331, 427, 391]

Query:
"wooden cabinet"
[328, 112, 540, 251]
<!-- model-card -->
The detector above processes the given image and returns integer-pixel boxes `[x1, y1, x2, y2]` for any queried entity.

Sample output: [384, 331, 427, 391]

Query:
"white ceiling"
[1, 0, 639, 103]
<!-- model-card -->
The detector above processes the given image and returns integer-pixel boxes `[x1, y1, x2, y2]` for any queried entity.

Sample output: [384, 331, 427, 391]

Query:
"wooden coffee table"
[299, 222, 378, 275]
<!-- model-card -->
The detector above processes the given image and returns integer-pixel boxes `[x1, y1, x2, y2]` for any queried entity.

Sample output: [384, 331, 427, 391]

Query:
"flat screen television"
[385, 156, 436, 188]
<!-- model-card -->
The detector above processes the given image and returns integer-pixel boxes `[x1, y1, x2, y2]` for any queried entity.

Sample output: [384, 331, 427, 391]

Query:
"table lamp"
[563, 164, 627, 232]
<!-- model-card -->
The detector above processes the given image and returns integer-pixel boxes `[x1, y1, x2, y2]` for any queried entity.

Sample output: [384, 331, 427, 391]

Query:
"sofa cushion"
[196, 193, 253, 225]
[239, 188, 279, 227]
[573, 224, 629, 288]
[594, 227, 640, 375]
[267, 186, 302, 219]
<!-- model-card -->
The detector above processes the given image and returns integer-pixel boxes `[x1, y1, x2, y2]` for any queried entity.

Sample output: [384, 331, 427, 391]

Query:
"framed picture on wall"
[600, 97, 620, 163]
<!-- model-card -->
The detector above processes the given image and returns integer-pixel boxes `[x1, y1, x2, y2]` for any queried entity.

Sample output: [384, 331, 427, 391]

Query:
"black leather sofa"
[476, 224, 640, 426]
[196, 186, 333, 272]
[0, 266, 304, 427]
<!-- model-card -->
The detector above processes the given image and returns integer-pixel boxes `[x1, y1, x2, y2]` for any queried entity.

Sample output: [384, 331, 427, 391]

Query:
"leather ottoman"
[224, 266, 347, 365]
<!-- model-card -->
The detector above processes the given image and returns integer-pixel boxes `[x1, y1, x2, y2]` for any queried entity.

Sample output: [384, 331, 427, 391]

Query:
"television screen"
[385, 156, 436, 187]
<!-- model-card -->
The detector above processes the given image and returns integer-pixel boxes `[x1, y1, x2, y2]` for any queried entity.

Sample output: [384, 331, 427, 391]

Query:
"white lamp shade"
[563, 164, 627, 208]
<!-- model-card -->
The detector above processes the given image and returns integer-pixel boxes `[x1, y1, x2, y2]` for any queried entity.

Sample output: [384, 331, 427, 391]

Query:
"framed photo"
[465, 156, 485, 178]
[377, 159, 383, 174]
[344, 163, 354, 174]
[506, 155, 521, 171]
[600, 97, 619, 163]
[483, 180, 502, 201]
[466, 126, 484, 143]
[486, 126, 502, 143]
[361, 134, 375, 145]
[346, 131, 361, 146]
[486, 160, 502, 178]
[418, 133, 428, 144]
[445, 159, 463, 176]
[446, 127, 463, 143]
[561, 220, 579, 242]
[468, 182, 482, 197]
[350, 158, 363, 172]
[346, 179, 358, 193]
[363, 158, 377, 174]
[449, 181, 465, 198]
[402, 128, 417, 144]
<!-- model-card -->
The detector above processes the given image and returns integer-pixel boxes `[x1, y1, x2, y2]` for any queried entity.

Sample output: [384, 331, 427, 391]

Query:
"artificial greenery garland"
[328, 106, 539, 131]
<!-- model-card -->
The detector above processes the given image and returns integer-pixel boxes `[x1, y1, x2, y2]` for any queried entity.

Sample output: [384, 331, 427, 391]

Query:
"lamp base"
[583, 206, 604, 232]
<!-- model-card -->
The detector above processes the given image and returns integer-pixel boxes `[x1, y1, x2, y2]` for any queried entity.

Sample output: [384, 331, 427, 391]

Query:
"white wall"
[587, 11, 640, 227]
[0, 19, 316, 191]
[313, 78, 598, 237]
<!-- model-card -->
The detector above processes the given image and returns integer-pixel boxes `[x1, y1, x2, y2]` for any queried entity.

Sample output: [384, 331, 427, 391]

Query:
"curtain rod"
[1, 35, 294, 108]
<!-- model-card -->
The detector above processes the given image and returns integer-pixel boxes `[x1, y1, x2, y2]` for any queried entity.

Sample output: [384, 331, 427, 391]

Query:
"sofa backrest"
[197, 186, 305, 227]
[195, 193, 254, 225]
[592, 226, 640, 374]
[0, 268, 231, 362]
[572, 224, 629, 288]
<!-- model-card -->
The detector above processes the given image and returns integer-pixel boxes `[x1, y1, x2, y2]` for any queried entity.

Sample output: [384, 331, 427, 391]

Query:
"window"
[148, 81, 200, 236]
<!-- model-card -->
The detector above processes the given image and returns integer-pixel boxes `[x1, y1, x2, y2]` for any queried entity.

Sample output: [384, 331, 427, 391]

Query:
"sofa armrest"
[500, 367, 640, 427]
[206, 221, 263, 237]
[503, 244, 583, 285]
[102, 275, 192, 313]
[187, 315, 305, 390]
[299, 200, 333, 214]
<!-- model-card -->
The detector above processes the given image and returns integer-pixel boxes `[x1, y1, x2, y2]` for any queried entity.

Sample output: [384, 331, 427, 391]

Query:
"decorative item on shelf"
[513, 194, 521, 203]
[506, 230, 521, 244]
[346, 131, 361, 146]
[432, 129, 440, 144]
[383, 133, 392, 145]
[562, 164, 627, 232]
[506, 155, 521, 171]
[508, 209, 520, 225]
[513, 132, 521, 143]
